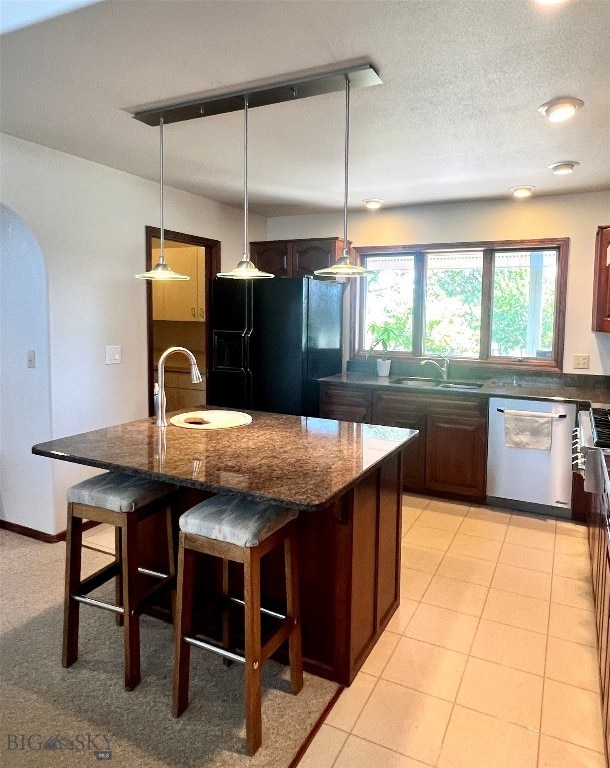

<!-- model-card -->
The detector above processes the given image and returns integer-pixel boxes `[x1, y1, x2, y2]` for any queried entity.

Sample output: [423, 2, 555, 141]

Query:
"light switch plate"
[27, 349, 36, 369]
[573, 354, 590, 369]
[105, 345, 122, 365]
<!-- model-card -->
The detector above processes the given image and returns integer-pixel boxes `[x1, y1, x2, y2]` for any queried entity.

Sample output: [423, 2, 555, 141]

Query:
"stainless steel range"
[589, 407, 610, 449]
[577, 406, 610, 455]
[574, 405, 610, 494]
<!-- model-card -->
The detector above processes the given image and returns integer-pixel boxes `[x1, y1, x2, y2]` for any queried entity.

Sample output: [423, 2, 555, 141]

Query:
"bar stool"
[62, 471, 177, 690]
[172, 493, 303, 755]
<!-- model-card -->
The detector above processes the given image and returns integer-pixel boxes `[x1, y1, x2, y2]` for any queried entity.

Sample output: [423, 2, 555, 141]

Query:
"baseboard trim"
[288, 684, 344, 768]
[0, 519, 100, 543]
[486, 496, 572, 520]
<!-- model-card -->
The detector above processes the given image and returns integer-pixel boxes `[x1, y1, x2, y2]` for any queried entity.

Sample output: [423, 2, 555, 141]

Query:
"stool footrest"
[137, 566, 170, 579]
[184, 635, 246, 664]
[78, 561, 121, 596]
[261, 618, 295, 663]
[73, 595, 125, 615]
[134, 576, 176, 616]
[228, 596, 286, 621]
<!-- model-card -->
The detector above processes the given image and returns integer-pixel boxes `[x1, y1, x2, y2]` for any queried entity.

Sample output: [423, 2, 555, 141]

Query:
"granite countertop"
[32, 410, 416, 511]
[320, 372, 610, 408]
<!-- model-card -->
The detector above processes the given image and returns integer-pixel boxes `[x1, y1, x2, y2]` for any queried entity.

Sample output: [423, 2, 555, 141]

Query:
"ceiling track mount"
[133, 62, 382, 127]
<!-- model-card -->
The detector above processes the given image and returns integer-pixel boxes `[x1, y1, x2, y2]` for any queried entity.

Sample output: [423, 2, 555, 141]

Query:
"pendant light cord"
[243, 95, 249, 258]
[159, 115, 165, 266]
[343, 77, 350, 249]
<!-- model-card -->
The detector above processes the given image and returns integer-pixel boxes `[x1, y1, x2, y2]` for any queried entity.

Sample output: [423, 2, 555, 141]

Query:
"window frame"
[352, 237, 569, 371]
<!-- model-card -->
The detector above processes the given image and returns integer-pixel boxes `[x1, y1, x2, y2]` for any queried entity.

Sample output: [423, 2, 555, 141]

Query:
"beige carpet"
[0, 530, 339, 767]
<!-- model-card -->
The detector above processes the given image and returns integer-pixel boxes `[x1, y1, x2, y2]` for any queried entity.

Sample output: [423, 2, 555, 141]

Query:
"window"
[355, 238, 568, 370]
[424, 250, 483, 358]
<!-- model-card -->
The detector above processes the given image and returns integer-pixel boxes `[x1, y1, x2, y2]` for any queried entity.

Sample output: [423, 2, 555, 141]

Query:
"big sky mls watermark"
[6, 733, 112, 760]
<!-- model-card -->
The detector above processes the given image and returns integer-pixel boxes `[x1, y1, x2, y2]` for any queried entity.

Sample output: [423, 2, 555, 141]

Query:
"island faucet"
[420, 356, 450, 380]
[156, 346, 203, 427]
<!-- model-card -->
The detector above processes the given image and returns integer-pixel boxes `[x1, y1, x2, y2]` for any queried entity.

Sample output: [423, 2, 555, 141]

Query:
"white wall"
[0, 205, 54, 533]
[0, 133, 265, 535]
[267, 191, 610, 375]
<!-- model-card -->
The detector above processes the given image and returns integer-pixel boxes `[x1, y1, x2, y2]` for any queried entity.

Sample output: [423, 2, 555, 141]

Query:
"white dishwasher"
[486, 397, 577, 518]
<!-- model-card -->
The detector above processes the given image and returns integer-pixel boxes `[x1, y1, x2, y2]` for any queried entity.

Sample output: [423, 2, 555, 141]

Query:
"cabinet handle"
[199, 308, 204, 319]
[191, 307, 196, 318]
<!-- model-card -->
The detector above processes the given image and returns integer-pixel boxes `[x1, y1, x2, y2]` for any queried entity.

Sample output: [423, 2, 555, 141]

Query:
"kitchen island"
[33, 410, 416, 685]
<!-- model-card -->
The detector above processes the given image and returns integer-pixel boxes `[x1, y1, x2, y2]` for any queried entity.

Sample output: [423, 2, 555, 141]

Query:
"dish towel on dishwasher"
[504, 410, 553, 450]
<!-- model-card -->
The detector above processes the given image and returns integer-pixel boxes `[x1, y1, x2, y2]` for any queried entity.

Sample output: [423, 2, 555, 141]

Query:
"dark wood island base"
[285, 450, 402, 685]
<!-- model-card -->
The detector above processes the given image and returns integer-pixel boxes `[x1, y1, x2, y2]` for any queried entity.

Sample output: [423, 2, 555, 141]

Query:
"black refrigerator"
[208, 277, 343, 416]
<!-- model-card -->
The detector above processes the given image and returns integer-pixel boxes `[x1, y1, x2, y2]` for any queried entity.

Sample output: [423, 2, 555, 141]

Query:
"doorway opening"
[145, 226, 221, 417]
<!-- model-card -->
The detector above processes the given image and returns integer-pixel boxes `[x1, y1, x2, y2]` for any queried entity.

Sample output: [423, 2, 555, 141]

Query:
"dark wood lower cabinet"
[320, 383, 488, 502]
[371, 391, 427, 491]
[425, 409, 487, 500]
[585, 449, 610, 766]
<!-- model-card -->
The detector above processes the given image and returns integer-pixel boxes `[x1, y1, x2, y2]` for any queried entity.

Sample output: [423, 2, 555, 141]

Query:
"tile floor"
[81, 499, 607, 768]
[298, 494, 608, 768]
[82, 522, 115, 555]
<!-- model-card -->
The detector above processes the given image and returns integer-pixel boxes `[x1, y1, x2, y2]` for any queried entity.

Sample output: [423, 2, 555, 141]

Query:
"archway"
[0, 204, 54, 535]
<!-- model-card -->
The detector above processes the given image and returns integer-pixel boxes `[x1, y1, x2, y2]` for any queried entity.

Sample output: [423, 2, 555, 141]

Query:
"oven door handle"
[496, 408, 566, 418]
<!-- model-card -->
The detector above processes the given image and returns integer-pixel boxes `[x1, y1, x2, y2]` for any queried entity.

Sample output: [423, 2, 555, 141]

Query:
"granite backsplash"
[346, 358, 610, 391]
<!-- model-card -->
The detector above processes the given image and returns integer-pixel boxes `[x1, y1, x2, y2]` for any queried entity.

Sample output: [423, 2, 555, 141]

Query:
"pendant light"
[136, 116, 189, 281]
[217, 96, 273, 279]
[314, 77, 374, 278]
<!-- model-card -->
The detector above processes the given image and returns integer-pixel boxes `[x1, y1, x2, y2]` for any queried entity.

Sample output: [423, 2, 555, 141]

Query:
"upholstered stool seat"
[62, 471, 177, 691]
[172, 493, 303, 755]
[67, 472, 176, 513]
[179, 493, 298, 546]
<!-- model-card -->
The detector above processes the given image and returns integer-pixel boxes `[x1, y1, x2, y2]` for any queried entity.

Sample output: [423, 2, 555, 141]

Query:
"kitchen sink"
[439, 382, 483, 390]
[390, 377, 441, 387]
[390, 377, 483, 391]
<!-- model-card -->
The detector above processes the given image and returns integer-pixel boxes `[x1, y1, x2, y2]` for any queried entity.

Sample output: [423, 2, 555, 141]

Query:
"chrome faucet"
[420, 356, 450, 380]
[156, 346, 203, 427]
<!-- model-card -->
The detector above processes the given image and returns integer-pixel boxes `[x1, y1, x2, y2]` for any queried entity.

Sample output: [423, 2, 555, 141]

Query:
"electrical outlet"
[27, 349, 36, 369]
[105, 345, 122, 365]
[573, 354, 590, 369]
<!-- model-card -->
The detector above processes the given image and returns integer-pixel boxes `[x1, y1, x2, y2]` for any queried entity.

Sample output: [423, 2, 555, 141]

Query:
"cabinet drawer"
[372, 391, 426, 420]
[320, 385, 372, 423]
[425, 395, 486, 417]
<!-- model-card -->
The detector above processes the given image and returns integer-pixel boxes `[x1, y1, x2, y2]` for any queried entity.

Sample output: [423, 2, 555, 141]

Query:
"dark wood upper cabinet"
[250, 237, 349, 278]
[248, 240, 291, 277]
[592, 225, 610, 333]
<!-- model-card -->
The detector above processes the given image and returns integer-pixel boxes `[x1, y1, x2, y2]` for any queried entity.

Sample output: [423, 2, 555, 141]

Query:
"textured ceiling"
[1, 0, 609, 216]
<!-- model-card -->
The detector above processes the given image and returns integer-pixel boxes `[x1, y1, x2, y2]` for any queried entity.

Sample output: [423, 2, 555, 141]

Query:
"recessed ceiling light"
[511, 186, 535, 199]
[548, 161, 579, 175]
[538, 97, 584, 123]
[363, 198, 383, 210]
